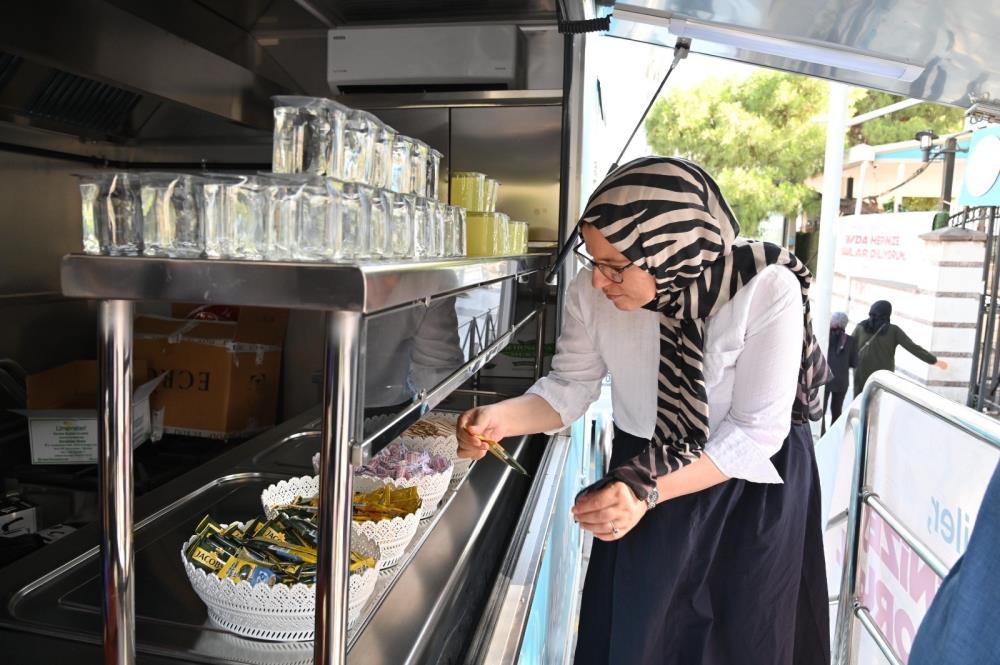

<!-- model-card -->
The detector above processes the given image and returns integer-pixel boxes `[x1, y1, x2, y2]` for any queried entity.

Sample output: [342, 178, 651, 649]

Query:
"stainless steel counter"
[56, 251, 550, 665]
[61, 254, 551, 314]
[0, 408, 545, 664]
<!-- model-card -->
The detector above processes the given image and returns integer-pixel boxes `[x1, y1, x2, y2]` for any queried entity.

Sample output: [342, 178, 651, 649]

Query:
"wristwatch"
[645, 487, 659, 511]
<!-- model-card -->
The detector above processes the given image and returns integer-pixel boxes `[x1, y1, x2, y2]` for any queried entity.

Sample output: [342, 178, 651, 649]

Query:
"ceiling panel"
[610, 0, 1000, 107]
[321, 0, 557, 24]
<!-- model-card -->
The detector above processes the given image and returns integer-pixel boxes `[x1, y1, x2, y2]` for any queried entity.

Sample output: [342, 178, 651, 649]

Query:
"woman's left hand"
[572, 481, 647, 541]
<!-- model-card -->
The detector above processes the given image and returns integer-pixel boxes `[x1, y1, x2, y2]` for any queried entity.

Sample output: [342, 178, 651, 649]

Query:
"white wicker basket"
[180, 522, 380, 641]
[260, 475, 420, 568]
[354, 461, 453, 519]
[398, 413, 474, 490]
[260, 475, 319, 521]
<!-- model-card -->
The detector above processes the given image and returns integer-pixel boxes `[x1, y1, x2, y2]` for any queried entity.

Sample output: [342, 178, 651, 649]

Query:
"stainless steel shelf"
[332, 90, 564, 110]
[60, 254, 550, 314]
[54, 249, 551, 665]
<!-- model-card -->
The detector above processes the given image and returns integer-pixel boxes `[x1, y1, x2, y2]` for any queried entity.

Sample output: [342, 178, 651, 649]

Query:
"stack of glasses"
[450, 171, 528, 257]
[78, 96, 467, 262]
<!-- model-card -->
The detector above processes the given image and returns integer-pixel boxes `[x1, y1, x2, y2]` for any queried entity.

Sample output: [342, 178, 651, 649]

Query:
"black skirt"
[574, 423, 830, 665]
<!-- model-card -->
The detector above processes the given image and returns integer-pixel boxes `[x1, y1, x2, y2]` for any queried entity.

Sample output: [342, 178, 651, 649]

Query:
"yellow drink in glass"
[450, 172, 486, 212]
[466, 212, 500, 256]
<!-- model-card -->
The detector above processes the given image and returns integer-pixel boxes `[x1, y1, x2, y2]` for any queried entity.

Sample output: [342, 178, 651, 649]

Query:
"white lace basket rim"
[260, 475, 420, 567]
[354, 462, 453, 519]
[179, 521, 380, 641]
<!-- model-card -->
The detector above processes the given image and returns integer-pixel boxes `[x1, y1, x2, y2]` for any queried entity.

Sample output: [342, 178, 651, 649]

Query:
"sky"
[582, 35, 762, 189]
[586, 35, 761, 172]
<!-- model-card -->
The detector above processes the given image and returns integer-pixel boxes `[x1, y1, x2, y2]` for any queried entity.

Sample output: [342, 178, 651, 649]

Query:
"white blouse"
[527, 264, 806, 484]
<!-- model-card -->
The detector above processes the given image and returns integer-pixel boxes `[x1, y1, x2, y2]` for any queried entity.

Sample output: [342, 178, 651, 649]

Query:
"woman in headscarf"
[823, 311, 851, 434]
[457, 157, 831, 665]
[849, 300, 948, 398]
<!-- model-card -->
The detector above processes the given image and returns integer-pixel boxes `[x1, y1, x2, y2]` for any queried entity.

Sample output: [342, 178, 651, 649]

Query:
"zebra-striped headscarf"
[583, 156, 831, 497]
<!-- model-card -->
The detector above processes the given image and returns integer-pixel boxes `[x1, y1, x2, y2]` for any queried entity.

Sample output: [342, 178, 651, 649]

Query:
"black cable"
[545, 37, 691, 285]
[558, 16, 612, 34]
[867, 150, 942, 200]
[606, 37, 690, 175]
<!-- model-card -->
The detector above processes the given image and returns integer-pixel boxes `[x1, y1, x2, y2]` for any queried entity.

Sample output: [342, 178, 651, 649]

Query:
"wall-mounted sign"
[959, 125, 1000, 205]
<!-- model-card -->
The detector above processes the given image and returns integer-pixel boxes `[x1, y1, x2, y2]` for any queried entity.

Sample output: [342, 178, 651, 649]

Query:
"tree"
[645, 71, 829, 237]
[645, 74, 966, 236]
[848, 90, 965, 147]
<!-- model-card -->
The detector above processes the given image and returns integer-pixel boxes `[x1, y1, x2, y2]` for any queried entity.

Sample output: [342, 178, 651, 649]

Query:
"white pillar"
[894, 161, 906, 212]
[854, 160, 868, 216]
[814, 82, 851, 356]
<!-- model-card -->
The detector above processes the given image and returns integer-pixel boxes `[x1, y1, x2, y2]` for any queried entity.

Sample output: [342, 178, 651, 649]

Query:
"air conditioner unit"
[327, 25, 523, 94]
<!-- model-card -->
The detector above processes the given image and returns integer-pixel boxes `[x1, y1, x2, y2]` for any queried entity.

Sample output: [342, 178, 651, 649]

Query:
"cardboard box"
[0, 496, 37, 538]
[134, 305, 287, 439]
[15, 360, 161, 465]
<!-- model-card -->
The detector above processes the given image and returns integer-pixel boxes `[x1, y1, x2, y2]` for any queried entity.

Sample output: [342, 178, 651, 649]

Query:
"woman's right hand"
[935, 359, 949, 370]
[456, 405, 507, 460]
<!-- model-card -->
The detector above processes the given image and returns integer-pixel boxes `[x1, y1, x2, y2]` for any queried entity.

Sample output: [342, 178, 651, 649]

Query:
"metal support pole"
[814, 82, 851, 357]
[315, 310, 363, 665]
[977, 214, 1000, 413]
[533, 301, 547, 382]
[941, 137, 958, 210]
[832, 386, 874, 665]
[894, 161, 905, 212]
[854, 160, 868, 216]
[98, 299, 135, 665]
[969, 208, 997, 408]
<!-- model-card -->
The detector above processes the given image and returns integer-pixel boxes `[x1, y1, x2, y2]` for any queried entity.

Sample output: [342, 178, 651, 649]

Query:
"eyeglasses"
[573, 240, 635, 284]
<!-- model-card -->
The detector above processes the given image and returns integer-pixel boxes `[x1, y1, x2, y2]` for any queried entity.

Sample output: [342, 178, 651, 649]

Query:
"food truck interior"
[2, 1, 1000, 665]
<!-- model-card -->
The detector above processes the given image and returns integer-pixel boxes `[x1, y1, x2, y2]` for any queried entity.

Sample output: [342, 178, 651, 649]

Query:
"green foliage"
[645, 73, 965, 236]
[848, 90, 964, 147]
[645, 71, 829, 237]
[898, 196, 941, 212]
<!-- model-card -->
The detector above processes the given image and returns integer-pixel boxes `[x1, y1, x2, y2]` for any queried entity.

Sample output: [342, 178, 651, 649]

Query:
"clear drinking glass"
[77, 176, 102, 254]
[364, 185, 388, 259]
[412, 196, 432, 259]
[390, 135, 414, 194]
[140, 172, 202, 258]
[426, 148, 442, 200]
[410, 139, 429, 198]
[228, 176, 267, 260]
[85, 172, 142, 256]
[443, 205, 466, 257]
[343, 110, 378, 185]
[388, 192, 416, 258]
[450, 171, 486, 212]
[325, 178, 371, 260]
[264, 178, 300, 261]
[372, 122, 397, 190]
[271, 96, 348, 177]
[453, 207, 467, 257]
[431, 201, 447, 258]
[272, 105, 306, 174]
[293, 178, 338, 262]
[195, 174, 238, 259]
[441, 204, 456, 258]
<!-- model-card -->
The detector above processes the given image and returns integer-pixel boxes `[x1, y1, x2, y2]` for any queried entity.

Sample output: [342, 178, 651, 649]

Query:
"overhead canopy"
[608, 0, 1000, 108]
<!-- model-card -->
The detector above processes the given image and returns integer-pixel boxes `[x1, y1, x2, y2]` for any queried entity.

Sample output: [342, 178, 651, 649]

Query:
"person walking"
[823, 311, 851, 434]
[457, 157, 832, 665]
[850, 300, 947, 398]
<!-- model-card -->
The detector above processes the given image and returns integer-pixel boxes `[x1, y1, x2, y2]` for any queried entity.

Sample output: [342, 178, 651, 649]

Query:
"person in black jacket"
[822, 311, 851, 434]
[850, 300, 948, 398]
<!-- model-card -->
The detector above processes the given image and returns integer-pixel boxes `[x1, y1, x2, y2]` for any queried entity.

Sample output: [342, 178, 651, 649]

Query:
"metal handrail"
[832, 370, 1000, 665]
